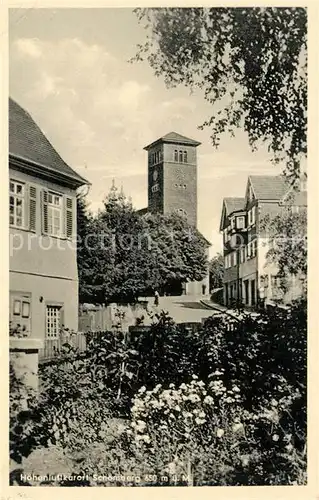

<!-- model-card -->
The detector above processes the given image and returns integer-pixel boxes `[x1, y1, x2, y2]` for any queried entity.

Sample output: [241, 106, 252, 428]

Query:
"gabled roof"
[144, 131, 201, 150]
[248, 175, 288, 201]
[9, 98, 88, 187]
[219, 197, 245, 231]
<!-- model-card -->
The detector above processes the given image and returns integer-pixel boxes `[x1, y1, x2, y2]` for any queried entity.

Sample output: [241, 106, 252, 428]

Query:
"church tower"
[143, 132, 201, 227]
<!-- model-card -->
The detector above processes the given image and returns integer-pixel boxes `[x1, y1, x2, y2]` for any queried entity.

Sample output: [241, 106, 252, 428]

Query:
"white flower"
[188, 394, 200, 403]
[225, 397, 234, 403]
[204, 395, 214, 405]
[195, 417, 206, 425]
[241, 455, 250, 467]
[180, 383, 187, 390]
[285, 444, 293, 452]
[233, 385, 240, 393]
[175, 405, 181, 412]
[142, 434, 151, 443]
[192, 374, 198, 380]
[183, 411, 193, 419]
[216, 428, 224, 438]
[138, 386, 146, 394]
[198, 411, 206, 418]
[169, 383, 175, 389]
[272, 434, 279, 442]
[136, 420, 146, 431]
[232, 422, 244, 433]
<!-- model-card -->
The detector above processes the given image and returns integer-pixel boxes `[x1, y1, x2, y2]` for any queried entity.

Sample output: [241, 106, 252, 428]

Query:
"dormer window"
[236, 216, 245, 229]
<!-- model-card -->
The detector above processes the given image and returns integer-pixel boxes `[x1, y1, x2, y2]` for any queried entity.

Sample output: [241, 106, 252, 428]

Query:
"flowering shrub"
[126, 376, 245, 485]
[10, 300, 307, 485]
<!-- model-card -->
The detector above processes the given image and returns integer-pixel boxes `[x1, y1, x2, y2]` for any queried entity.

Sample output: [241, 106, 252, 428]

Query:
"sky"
[9, 8, 284, 256]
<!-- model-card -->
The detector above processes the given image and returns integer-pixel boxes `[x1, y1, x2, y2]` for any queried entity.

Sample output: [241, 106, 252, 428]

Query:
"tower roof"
[144, 131, 201, 150]
[9, 97, 88, 187]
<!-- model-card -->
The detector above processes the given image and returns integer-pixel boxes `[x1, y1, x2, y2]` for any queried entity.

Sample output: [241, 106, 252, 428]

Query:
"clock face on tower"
[153, 169, 158, 181]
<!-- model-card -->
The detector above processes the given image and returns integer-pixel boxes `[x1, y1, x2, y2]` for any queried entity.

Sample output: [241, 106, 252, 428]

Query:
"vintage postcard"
[2, 2, 318, 499]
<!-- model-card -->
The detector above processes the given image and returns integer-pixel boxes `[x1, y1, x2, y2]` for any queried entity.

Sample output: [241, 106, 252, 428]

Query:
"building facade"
[220, 174, 307, 308]
[141, 132, 210, 296]
[9, 98, 88, 343]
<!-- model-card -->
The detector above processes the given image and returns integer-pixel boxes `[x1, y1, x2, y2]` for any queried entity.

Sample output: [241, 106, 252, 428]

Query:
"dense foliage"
[261, 209, 307, 278]
[209, 252, 224, 291]
[134, 7, 307, 181]
[77, 184, 208, 304]
[10, 300, 306, 486]
[77, 191, 94, 304]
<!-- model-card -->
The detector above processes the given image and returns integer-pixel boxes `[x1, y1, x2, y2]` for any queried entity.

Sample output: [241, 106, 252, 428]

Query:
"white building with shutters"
[9, 98, 88, 343]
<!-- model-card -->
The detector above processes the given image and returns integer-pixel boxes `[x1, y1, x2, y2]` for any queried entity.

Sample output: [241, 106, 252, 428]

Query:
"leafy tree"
[261, 209, 307, 285]
[142, 212, 209, 294]
[76, 191, 95, 304]
[94, 183, 152, 303]
[134, 7, 307, 181]
[77, 183, 209, 304]
[209, 253, 224, 290]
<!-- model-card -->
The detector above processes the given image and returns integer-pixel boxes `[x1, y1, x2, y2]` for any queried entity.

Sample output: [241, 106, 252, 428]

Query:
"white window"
[48, 192, 63, 237]
[22, 301, 30, 318]
[9, 180, 25, 228]
[236, 216, 245, 229]
[230, 217, 235, 230]
[46, 305, 62, 339]
[151, 184, 159, 193]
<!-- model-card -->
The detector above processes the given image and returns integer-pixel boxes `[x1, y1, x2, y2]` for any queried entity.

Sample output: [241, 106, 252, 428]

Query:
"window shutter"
[59, 306, 65, 331]
[41, 189, 49, 234]
[65, 196, 74, 239]
[29, 185, 37, 232]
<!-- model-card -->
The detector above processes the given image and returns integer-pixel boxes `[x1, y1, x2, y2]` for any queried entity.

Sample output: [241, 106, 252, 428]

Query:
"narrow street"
[147, 295, 218, 324]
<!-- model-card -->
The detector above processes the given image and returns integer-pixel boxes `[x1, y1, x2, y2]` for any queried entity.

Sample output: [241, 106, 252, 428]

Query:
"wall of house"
[9, 167, 79, 339]
[10, 272, 78, 339]
[9, 168, 78, 280]
[186, 274, 210, 296]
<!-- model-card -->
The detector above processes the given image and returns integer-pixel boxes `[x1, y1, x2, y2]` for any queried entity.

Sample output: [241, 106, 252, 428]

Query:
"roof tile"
[249, 175, 288, 200]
